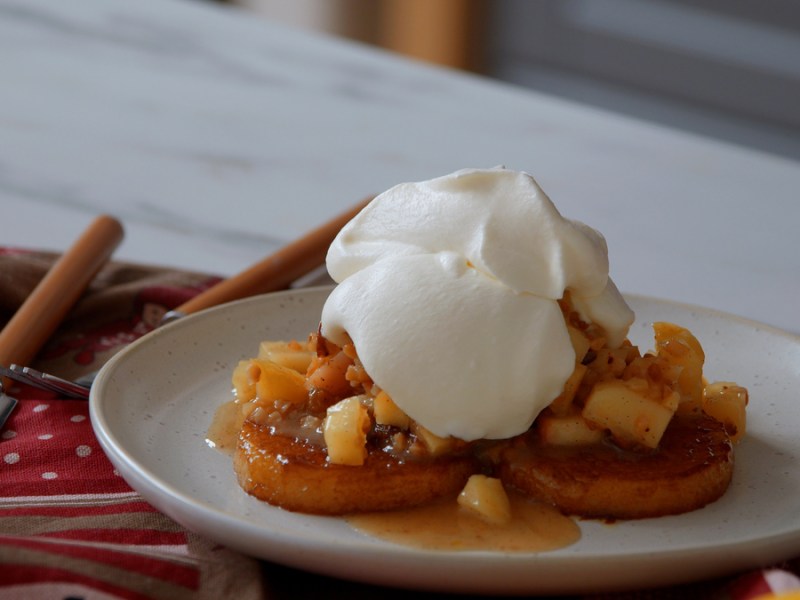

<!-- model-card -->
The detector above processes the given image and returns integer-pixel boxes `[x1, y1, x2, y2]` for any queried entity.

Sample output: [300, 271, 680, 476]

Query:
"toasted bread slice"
[496, 414, 734, 519]
[234, 420, 479, 515]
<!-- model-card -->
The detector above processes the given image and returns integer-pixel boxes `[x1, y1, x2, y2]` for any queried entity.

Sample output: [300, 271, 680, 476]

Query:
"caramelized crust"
[495, 414, 734, 519]
[234, 420, 479, 515]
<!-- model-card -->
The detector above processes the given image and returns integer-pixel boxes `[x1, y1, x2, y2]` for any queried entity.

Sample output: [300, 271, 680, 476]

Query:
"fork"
[0, 215, 124, 426]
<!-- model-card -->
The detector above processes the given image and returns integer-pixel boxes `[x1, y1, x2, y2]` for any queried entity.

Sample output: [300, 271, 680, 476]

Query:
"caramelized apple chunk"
[232, 359, 307, 405]
[323, 395, 372, 465]
[373, 390, 411, 429]
[537, 411, 605, 446]
[703, 381, 748, 442]
[653, 322, 705, 407]
[582, 378, 676, 449]
[257, 339, 314, 373]
[458, 475, 512, 524]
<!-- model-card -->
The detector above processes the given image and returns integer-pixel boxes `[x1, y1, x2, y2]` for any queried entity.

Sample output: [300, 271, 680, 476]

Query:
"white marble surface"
[2, 0, 799, 335]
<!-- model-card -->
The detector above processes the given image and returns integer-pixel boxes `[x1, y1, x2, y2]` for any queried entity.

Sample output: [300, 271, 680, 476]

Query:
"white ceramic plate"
[90, 287, 800, 595]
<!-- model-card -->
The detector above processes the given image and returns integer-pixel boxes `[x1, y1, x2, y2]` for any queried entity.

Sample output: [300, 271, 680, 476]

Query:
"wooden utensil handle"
[173, 198, 371, 317]
[0, 215, 124, 370]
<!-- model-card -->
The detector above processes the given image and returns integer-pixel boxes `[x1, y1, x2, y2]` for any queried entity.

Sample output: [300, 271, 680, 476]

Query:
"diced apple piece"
[457, 475, 511, 525]
[583, 379, 675, 449]
[411, 422, 456, 456]
[258, 340, 313, 374]
[373, 390, 410, 429]
[323, 395, 371, 465]
[703, 381, 748, 442]
[653, 322, 705, 405]
[537, 412, 604, 446]
[253, 360, 308, 404]
[654, 322, 704, 359]
[548, 363, 588, 416]
[232, 359, 307, 404]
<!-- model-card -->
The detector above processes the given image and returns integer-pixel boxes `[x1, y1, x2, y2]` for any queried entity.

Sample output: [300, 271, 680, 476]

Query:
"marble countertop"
[2, 0, 799, 336]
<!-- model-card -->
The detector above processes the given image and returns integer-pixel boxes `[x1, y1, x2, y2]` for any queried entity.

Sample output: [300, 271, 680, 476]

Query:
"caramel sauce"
[347, 492, 580, 552]
[209, 400, 581, 552]
[206, 400, 242, 454]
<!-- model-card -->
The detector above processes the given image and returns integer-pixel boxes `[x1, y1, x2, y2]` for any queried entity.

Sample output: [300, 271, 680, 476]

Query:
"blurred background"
[227, 0, 800, 161]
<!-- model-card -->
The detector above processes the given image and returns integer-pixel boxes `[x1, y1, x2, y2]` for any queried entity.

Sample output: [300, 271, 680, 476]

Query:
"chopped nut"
[300, 415, 322, 430]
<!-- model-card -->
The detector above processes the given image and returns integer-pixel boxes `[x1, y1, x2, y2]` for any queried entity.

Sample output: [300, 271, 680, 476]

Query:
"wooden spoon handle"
[171, 198, 371, 317]
[0, 215, 124, 371]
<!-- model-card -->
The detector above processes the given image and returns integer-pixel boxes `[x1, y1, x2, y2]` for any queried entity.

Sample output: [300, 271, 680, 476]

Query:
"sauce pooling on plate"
[207, 400, 581, 552]
[347, 493, 580, 552]
[206, 400, 241, 454]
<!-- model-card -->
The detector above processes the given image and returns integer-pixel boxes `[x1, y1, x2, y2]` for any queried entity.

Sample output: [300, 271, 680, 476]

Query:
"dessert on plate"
[217, 167, 748, 526]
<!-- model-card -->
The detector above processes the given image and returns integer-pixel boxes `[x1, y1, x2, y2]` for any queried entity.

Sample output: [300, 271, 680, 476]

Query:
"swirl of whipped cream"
[321, 167, 633, 441]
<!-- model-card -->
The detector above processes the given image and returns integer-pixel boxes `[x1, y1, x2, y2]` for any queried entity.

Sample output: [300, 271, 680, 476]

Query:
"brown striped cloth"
[1, 247, 799, 600]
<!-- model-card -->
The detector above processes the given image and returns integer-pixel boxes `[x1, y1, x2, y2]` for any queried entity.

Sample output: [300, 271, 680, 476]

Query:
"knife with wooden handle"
[0, 215, 124, 388]
[162, 197, 371, 322]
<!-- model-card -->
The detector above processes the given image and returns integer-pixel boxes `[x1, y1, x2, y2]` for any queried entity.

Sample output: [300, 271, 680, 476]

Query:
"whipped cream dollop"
[321, 167, 634, 441]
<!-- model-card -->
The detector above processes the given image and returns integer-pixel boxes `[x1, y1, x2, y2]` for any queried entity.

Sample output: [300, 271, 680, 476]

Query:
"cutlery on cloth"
[7, 198, 372, 400]
[0, 215, 124, 425]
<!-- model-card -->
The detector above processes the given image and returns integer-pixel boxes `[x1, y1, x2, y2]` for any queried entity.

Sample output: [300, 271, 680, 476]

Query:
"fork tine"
[0, 382, 18, 428]
[1, 365, 59, 395]
[4, 365, 90, 400]
[9, 365, 73, 396]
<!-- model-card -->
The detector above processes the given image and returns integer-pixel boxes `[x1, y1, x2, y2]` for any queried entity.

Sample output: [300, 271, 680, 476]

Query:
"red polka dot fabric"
[1, 397, 129, 497]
